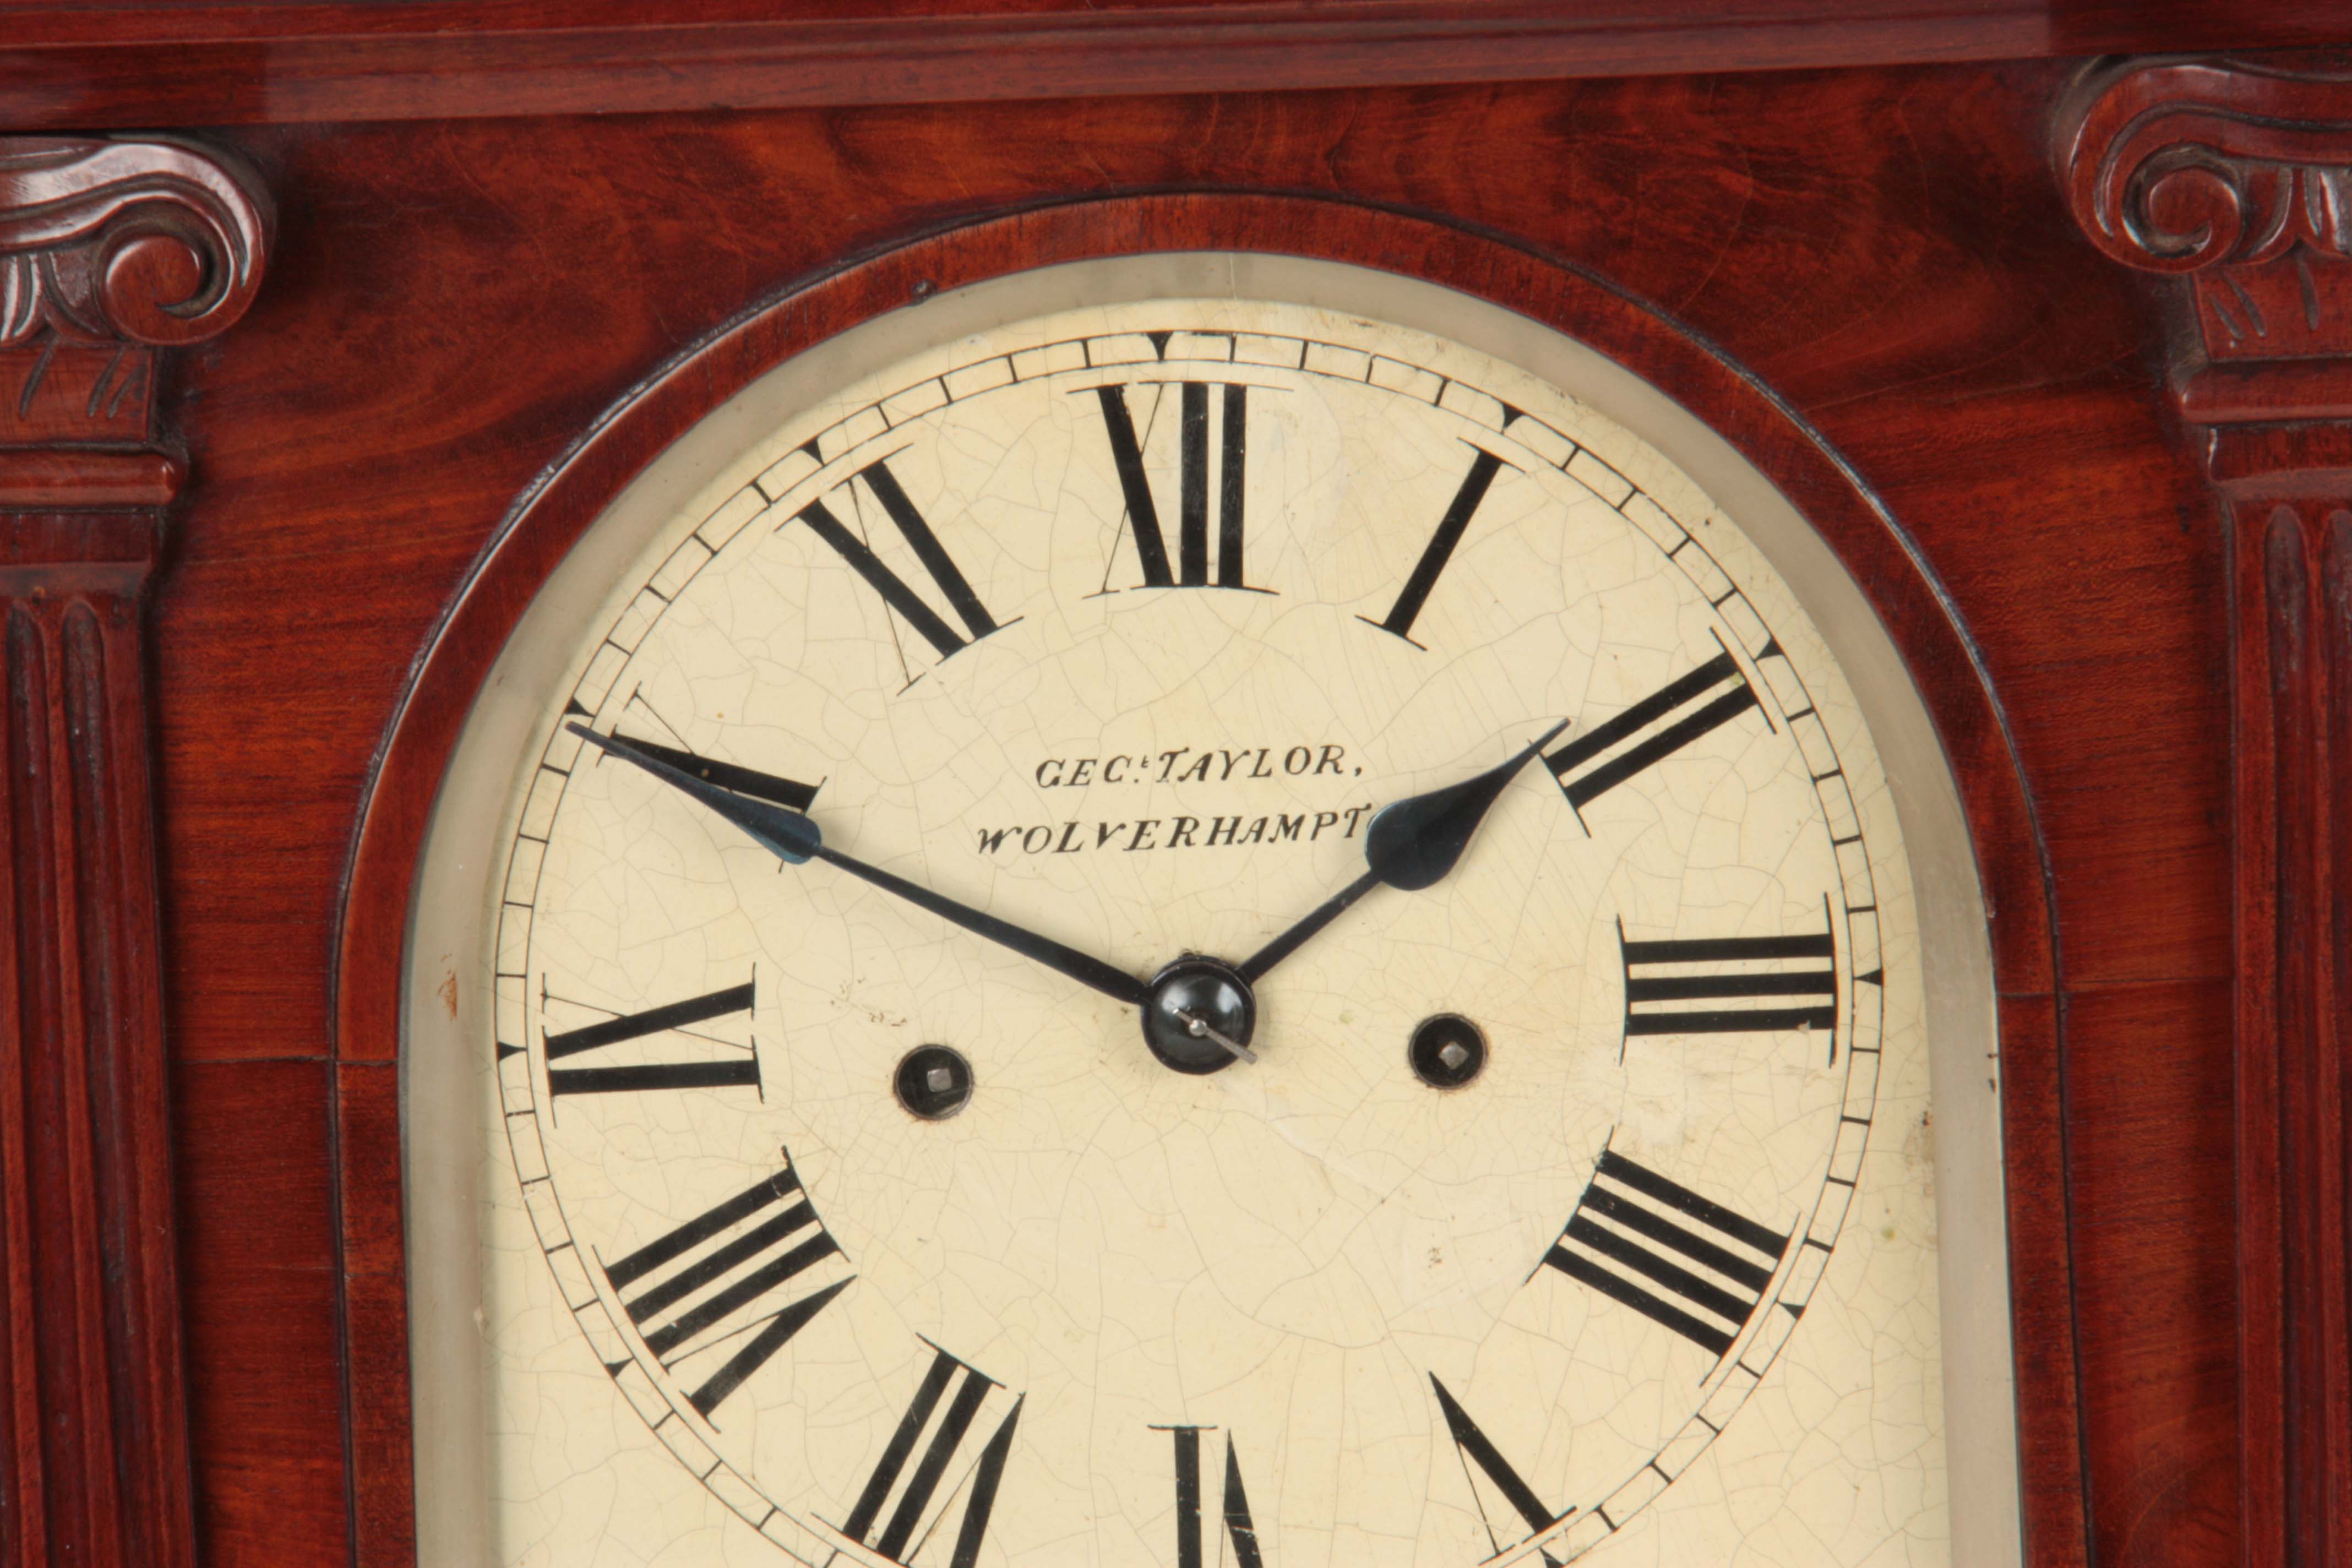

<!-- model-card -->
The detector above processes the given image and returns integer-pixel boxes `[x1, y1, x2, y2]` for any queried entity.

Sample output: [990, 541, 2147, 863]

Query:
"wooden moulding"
[3, 1, 2352, 132]
[335, 192, 2080, 1568]
[0, 136, 269, 1568]
[2061, 54, 2352, 1568]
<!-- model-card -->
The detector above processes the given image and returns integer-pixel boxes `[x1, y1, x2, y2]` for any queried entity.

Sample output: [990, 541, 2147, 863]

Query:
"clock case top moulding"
[347, 195, 2065, 1568]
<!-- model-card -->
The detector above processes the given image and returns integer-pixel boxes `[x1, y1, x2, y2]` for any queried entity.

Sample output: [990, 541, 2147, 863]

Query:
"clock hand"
[1234, 718, 1571, 983]
[568, 724, 1151, 1007]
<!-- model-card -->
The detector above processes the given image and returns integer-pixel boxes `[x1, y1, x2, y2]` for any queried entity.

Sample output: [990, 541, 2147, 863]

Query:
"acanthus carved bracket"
[2064, 56, 2352, 422]
[0, 136, 269, 347]
[0, 137, 270, 504]
[2061, 54, 2352, 1568]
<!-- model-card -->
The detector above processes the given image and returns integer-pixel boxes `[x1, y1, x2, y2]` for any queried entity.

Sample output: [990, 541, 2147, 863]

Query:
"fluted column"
[0, 137, 268, 1568]
[2062, 58, 2352, 1568]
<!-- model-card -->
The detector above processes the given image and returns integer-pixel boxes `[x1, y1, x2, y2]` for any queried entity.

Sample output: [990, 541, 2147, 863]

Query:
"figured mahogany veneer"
[1, 1, 2350, 132]
[0, 138, 270, 1568]
[2064, 55, 2352, 1568]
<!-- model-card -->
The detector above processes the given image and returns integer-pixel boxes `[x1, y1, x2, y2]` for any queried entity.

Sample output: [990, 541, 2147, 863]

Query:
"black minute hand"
[568, 724, 1149, 1007]
[1235, 718, 1571, 983]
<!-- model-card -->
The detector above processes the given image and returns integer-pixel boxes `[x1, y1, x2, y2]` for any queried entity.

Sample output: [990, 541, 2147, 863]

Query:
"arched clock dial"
[462, 287, 1949, 1567]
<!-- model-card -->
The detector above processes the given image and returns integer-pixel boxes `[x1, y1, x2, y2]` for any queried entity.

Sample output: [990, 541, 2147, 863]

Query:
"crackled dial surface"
[471, 295, 1946, 1568]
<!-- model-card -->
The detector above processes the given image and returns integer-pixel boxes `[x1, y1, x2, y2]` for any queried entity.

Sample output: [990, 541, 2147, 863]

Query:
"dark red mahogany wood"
[335, 192, 2082, 1568]
[0, 136, 269, 1568]
[47, 53, 2246, 1568]
[2063, 54, 2352, 1568]
[1, 0, 2350, 132]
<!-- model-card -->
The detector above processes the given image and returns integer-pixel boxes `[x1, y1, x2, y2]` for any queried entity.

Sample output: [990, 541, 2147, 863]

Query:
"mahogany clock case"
[13, 54, 2252, 1568]
[390, 236, 2015, 1566]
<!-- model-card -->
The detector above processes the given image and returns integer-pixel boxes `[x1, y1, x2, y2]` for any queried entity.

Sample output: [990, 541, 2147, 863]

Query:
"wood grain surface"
[1, 1, 2350, 130]
[2061, 56, 2352, 1568]
[0, 134, 272, 1568]
[95, 57, 2246, 1568]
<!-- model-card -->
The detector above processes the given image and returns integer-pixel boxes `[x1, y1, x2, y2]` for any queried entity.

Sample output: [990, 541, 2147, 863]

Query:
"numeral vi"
[1153, 1425, 1265, 1568]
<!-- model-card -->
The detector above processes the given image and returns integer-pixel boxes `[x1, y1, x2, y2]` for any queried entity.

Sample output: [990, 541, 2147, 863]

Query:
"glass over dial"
[471, 296, 1943, 1568]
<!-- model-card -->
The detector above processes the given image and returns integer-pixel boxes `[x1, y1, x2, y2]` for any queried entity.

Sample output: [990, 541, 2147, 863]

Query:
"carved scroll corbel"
[2061, 56, 2352, 1568]
[1, 135, 270, 1568]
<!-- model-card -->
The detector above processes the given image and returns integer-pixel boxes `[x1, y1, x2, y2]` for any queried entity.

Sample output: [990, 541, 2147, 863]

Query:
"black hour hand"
[1364, 717, 1571, 890]
[1235, 718, 1569, 983]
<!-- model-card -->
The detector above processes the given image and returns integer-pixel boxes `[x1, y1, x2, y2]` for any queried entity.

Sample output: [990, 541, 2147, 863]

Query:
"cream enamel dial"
[462, 289, 1952, 1568]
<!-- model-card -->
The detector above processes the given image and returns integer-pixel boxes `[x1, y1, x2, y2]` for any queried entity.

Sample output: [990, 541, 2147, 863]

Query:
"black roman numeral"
[839, 1346, 1022, 1567]
[602, 1158, 852, 1417]
[603, 731, 820, 812]
[1092, 380, 1252, 589]
[793, 458, 999, 660]
[1363, 445, 1507, 645]
[1620, 920, 1838, 1062]
[1153, 1427, 1264, 1568]
[1542, 1149, 1791, 1359]
[1544, 649, 1761, 810]
[543, 979, 762, 1098]
[1427, 1375, 1566, 1554]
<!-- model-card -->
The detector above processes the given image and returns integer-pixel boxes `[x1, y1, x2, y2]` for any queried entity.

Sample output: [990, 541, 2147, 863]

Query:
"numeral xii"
[1092, 380, 1252, 589]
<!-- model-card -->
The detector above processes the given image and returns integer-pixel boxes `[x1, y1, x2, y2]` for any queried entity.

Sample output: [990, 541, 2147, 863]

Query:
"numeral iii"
[1620, 920, 1838, 1063]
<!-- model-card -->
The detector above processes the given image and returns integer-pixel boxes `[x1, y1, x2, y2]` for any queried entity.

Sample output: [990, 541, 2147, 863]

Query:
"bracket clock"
[0, 10, 2347, 1568]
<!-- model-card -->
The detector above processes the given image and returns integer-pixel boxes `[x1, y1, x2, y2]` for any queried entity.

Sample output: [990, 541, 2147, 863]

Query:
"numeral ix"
[602, 1155, 852, 1417]
[541, 978, 761, 1099]
[1542, 1149, 1790, 1360]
